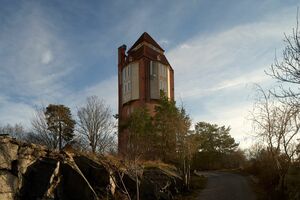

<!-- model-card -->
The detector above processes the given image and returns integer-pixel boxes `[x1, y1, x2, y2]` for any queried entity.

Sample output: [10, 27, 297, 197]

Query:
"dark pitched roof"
[127, 32, 164, 53]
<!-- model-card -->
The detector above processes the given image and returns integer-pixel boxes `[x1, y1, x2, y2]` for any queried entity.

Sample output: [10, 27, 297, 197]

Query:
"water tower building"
[117, 32, 174, 154]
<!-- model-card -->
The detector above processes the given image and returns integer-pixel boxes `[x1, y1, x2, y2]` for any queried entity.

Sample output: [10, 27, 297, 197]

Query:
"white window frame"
[150, 61, 153, 75]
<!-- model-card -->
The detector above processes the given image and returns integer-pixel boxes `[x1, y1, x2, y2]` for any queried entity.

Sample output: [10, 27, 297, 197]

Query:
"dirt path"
[196, 171, 256, 200]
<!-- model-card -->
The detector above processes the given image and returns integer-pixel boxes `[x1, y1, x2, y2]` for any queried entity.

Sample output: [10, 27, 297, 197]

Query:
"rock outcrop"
[0, 136, 183, 200]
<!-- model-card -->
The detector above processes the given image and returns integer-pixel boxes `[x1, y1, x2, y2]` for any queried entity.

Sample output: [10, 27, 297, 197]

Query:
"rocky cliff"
[0, 135, 183, 200]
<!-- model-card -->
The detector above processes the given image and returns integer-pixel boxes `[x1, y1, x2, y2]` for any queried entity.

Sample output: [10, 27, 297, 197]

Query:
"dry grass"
[141, 160, 182, 179]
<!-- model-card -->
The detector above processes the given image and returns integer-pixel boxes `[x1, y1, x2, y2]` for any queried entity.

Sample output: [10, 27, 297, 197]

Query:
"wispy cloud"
[0, 95, 35, 128]
[168, 8, 294, 99]
[167, 6, 296, 148]
[193, 103, 254, 148]
[0, 1, 298, 150]
[65, 76, 118, 114]
[0, 2, 74, 101]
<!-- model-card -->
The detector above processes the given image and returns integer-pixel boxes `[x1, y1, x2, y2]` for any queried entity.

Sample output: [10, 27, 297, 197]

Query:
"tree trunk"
[278, 173, 286, 198]
[135, 159, 139, 200]
[136, 170, 139, 200]
[59, 122, 62, 150]
[187, 163, 191, 190]
[183, 158, 187, 186]
[91, 138, 96, 153]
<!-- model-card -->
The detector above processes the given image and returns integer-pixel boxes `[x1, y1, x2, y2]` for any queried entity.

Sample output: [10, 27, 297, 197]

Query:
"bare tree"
[251, 87, 300, 194]
[30, 106, 60, 149]
[176, 107, 195, 190]
[0, 123, 26, 139]
[267, 9, 300, 104]
[77, 96, 115, 153]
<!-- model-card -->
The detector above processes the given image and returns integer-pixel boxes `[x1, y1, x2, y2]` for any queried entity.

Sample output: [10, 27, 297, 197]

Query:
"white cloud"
[192, 102, 255, 149]
[168, 7, 294, 95]
[0, 95, 35, 128]
[65, 76, 118, 114]
[0, 3, 77, 128]
[41, 50, 53, 65]
[0, 74, 118, 130]
[179, 44, 191, 49]
[167, 7, 296, 148]
[211, 69, 270, 91]
[0, 3, 74, 99]
[158, 39, 170, 46]
[0, 2, 297, 149]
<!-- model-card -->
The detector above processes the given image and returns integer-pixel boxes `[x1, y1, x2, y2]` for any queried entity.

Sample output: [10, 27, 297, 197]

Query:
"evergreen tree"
[192, 122, 239, 169]
[126, 107, 153, 159]
[45, 104, 75, 150]
[153, 92, 181, 162]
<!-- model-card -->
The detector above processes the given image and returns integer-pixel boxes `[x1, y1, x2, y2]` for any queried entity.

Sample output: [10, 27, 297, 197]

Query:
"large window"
[122, 67, 131, 94]
[122, 63, 139, 104]
[150, 61, 169, 99]
[158, 63, 168, 93]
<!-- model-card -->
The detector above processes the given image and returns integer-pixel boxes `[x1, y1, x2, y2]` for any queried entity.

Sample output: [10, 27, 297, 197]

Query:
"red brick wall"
[118, 43, 174, 155]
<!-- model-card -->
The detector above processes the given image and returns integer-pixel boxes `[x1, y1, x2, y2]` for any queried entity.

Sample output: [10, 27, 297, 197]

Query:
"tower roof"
[128, 32, 164, 53]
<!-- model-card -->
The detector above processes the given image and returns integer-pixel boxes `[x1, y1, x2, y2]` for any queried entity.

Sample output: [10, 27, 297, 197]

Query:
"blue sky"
[0, 0, 299, 148]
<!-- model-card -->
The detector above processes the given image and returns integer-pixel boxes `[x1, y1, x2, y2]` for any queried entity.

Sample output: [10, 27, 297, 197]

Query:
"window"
[122, 70, 125, 81]
[157, 63, 168, 94]
[150, 61, 158, 77]
[128, 82, 131, 91]
[159, 80, 162, 90]
[159, 64, 167, 77]
[150, 61, 169, 99]
[122, 65, 133, 95]
[122, 62, 139, 104]
[125, 67, 127, 80]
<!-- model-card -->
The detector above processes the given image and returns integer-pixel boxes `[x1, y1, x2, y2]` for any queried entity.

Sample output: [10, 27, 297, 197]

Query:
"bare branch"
[77, 96, 116, 153]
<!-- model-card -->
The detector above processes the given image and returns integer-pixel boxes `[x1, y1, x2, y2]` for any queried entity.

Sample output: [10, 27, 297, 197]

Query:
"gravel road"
[196, 171, 256, 200]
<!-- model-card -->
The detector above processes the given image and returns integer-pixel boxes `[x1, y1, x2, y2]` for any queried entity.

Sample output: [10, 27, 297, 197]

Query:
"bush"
[244, 149, 300, 200]
[286, 163, 300, 200]
[191, 150, 246, 170]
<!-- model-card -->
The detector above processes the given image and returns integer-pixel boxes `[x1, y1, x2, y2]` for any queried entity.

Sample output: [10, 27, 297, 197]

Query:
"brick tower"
[118, 32, 174, 154]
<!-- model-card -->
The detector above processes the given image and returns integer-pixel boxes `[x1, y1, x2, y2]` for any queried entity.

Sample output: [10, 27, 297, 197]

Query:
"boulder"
[73, 156, 111, 198]
[0, 136, 184, 200]
[140, 167, 183, 200]
[0, 171, 18, 200]
[16, 158, 57, 200]
[0, 139, 18, 170]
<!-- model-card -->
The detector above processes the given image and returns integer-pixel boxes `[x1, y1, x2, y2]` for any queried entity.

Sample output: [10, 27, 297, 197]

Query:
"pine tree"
[45, 104, 75, 150]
